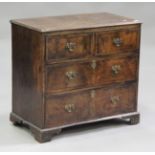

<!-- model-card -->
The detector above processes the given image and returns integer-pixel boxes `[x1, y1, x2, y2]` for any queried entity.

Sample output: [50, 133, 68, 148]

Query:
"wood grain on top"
[11, 12, 140, 32]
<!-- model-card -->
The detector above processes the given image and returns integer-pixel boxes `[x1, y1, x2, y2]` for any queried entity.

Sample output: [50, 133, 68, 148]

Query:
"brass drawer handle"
[65, 104, 75, 113]
[112, 65, 121, 75]
[65, 42, 76, 52]
[66, 71, 77, 80]
[91, 60, 96, 70]
[113, 38, 122, 47]
[111, 96, 120, 105]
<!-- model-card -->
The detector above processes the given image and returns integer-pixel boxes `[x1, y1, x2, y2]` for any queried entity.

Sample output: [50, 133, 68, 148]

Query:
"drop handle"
[111, 96, 120, 105]
[66, 71, 77, 80]
[113, 38, 123, 47]
[65, 42, 76, 52]
[111, 65, 121, 75]
[65, 104, 75, 113]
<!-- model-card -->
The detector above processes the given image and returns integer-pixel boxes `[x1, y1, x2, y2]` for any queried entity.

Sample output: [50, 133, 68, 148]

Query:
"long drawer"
[46, 55, 138, 93]
[45, 82, 137, 128]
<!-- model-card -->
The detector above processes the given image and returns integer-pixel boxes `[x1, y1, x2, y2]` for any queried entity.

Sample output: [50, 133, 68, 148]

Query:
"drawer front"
[45, 91, 91, 128]
[46, 33, 92, 62]
[96, 26, 140, 56]
[45, 82, 137, 128]
[46, 55, 138, 93]
[91, 82, 137, 118]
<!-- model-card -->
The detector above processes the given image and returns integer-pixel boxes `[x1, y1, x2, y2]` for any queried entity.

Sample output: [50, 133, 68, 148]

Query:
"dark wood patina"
[10, 12, 141, 142]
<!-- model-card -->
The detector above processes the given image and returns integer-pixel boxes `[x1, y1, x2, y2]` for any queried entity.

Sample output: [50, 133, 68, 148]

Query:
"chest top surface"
[11, 12, 140, 33]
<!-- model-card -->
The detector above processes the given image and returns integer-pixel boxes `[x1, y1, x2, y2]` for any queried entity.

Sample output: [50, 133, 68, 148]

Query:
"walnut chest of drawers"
[10, 12, 141, 142]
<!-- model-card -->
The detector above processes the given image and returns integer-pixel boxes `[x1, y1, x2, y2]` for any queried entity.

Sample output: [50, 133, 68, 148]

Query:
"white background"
[0, 2, 155, 151]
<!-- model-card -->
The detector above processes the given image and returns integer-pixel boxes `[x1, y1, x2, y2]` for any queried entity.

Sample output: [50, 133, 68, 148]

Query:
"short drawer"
[46, 55, 138, 93]
[96, 26, 140, 56]
[45, 82, 137, 128]
[46, 32, 92, 62]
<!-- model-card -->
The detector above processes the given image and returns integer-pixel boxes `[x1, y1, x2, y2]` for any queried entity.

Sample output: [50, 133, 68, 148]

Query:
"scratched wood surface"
[46, 55, 139, 93]
[45, 82, 137, 128]
[11, 12, 140, 32]
[11, 12, 141, 142]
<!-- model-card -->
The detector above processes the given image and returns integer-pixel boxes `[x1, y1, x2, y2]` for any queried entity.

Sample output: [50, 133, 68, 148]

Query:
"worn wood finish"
[10, 12, 140, 32]
[11, 12, 141, 142]
[11, 24, 45, 128]
[30, 126, 61, 143]
[46, 32, 92, 62]
[45, 82, 137, 128]
[96, 26, 140, 56]
[45, 25, 140, 63]
[46, 55, 138, 93]
[10, 110, 140, 143]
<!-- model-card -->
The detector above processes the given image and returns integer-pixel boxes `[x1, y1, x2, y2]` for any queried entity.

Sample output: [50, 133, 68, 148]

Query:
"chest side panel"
[12, 24, 45, 128]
